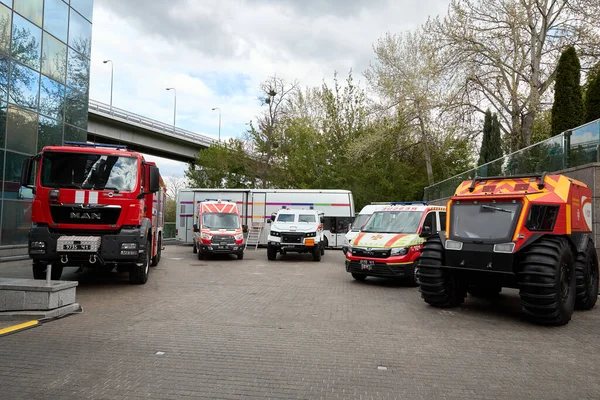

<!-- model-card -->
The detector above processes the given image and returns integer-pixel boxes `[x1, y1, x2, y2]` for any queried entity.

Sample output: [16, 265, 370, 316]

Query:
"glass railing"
[424, 118, 600, 201]
[164, 222, 176, 239]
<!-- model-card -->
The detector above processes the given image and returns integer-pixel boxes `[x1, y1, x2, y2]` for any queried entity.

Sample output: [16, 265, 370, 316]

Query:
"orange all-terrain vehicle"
[417, 173, 598, 326]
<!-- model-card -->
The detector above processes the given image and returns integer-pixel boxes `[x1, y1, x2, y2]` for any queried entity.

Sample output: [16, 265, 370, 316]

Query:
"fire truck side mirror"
[148, 165, 160, 193]
[20, 157, 34, 188]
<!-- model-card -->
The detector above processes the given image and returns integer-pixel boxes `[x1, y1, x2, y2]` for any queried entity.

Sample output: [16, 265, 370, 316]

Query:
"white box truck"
[176, 189, 354, 248]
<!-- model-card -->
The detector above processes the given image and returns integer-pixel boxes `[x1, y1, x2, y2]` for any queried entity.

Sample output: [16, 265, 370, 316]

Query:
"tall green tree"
[552, 46, 584, 135]
[584, 63, 600, 123]
[477, 110, 493, 166]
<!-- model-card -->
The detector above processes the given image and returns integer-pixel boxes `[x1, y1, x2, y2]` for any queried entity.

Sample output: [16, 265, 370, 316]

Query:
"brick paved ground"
[1, 245, 600, 399]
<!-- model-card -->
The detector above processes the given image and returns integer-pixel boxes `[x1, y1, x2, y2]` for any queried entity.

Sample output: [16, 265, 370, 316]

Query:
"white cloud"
[89, 0, 451, 177]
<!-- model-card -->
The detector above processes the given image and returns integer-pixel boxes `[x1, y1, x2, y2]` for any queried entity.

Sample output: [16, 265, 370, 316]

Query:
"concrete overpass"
[87, 99, 215, 162]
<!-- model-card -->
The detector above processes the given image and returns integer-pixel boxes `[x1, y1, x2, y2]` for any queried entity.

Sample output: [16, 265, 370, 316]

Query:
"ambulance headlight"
[390, 247, 409, 256]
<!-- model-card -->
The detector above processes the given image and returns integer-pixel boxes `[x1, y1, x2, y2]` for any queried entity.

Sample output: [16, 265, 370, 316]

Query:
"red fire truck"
[20, 142, 166, 284]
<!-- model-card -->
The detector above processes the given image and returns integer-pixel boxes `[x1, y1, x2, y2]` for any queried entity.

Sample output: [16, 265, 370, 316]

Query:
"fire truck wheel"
[151, 236, 162, 267]
[351, 273, 367, 281]
[312, 245, 322, 261]
[575, 241, 599, 310]
[193, 242, 197, 254]
[519, 237, 575, 326]
[129, 241, 150, 284]
[32, 262, 63, 280]
[237, 252, 244, 260]
[418, 236, 466, 308]
[267, 245, 277, 261]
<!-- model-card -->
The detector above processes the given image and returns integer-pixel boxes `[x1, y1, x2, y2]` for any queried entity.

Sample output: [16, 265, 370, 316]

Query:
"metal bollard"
[46, 263, 52, 284]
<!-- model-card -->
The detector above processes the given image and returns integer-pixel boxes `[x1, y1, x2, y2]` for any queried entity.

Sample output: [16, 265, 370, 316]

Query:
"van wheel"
[320, 241, 325, 256]
[193, 242, 197, 253]
[237, 252, 244, 260]
[351, 273, 367, 281]
[267, 245, 277, 261]
[312, 246, 321, 261]
[197, 250, 204, 260]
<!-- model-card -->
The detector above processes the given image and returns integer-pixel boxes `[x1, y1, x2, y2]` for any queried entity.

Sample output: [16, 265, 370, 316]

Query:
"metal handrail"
[88, 99, 216, 147]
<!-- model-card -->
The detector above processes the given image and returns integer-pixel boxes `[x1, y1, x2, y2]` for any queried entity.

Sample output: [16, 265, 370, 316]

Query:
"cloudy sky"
[88, 0, 451, 178]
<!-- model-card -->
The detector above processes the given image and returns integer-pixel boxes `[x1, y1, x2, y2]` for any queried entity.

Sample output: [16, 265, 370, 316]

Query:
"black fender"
[139, 218, 153, 243]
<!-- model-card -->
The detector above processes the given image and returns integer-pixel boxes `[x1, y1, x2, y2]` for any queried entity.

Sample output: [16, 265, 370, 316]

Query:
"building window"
[1, 200, 31, 245]
[70, 0, 93, 22]
[12, 12, 41, 70]
[43, 0, 68, 43]
[67, 47, 88, 93]
[68, 7, 91, 57]
[63, 123, 86, 142]
[0, 101, 5, 147]
[4, 151, 32, 199]
[9, 61, 39, 110]
[39, 74, 64, 120]
[42, 32, 67, 83]
[0, 3, 11, 55]
[64, 87, 86, 129]
[37, 115, 62, 151]
[6, 104, 37, 154]
[0, 55, 7, 101]
[14, 0, 43, 27]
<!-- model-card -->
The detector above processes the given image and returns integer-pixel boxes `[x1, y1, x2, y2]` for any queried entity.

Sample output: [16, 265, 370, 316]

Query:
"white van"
[342, 204, 387, 253]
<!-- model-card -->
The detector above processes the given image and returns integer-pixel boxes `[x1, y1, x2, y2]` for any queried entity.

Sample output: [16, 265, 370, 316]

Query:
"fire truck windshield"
[41, 152, 139, 192]
[202, 213, 240, 230]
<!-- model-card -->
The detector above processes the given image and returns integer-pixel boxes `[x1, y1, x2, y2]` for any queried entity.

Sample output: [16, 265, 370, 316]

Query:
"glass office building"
[0, 0, 93, 248]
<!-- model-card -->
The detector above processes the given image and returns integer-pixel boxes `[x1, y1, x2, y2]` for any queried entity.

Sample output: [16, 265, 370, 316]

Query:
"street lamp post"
[166, 88, 176, 131]
[103, 60, 113, 112]
[212, 107, 221, 142]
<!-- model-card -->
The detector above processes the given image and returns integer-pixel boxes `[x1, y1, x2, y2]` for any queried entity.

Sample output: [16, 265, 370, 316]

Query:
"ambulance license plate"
[360, 259, 375, 270]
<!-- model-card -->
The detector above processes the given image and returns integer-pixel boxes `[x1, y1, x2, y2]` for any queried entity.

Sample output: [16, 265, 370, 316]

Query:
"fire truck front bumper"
[28, 225, 148, 265]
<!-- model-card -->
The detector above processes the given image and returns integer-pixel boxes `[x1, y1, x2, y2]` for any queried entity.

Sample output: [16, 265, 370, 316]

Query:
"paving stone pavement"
[1, 245, 600, 399]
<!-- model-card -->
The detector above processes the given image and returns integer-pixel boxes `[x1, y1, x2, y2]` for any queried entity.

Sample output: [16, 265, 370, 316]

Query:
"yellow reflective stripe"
[0, 320, 39, 336]
[566, 204, 571, 234]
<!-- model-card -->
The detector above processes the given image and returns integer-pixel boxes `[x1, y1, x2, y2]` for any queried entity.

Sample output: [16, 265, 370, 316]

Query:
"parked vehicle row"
[344, 173, 599, 327]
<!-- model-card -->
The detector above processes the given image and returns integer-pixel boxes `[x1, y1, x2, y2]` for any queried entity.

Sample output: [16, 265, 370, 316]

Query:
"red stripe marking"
[353, 232, 366, 245]
[384, 234, 404, 247]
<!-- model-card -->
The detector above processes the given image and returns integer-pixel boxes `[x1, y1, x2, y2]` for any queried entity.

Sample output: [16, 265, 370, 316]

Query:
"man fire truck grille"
[282, 233, 303, 243]
[51, 205, 121, 225]
[211, 235, 236, 244]
[351, 247, 391, 258]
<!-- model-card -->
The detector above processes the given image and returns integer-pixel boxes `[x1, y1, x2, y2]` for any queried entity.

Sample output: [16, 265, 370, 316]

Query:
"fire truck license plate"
[63, 244, 91, 251]
[360, 259, 375, 270]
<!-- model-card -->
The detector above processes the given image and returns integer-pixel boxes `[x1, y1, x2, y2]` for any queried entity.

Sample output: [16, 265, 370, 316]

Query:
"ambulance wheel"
[351, 273, 367, 281]
[193, 242, 197, 254]
[197, 250, 204, 260]
[237, 252, 244, 260]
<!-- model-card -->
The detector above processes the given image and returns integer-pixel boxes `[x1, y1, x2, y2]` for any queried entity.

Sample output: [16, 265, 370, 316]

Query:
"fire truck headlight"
[30, 241, 46, 254]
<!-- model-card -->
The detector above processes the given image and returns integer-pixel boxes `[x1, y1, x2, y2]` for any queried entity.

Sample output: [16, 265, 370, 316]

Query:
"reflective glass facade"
[0, 0, 92, 246]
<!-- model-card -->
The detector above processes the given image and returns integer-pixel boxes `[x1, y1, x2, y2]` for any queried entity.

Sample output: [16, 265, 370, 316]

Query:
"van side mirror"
[242, 225, 248, 233]
[270, 213, 276, 221]
[267, 219, 271, 224]
[320, 216, 324, 223]
[193, 224, 198, 232]
[420, 225, 432, 238]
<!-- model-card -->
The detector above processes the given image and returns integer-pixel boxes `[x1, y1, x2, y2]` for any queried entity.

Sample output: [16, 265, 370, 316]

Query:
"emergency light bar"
[64, 141, 128, 150]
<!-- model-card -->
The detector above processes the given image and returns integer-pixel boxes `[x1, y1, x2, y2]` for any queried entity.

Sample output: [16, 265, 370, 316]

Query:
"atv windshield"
[350, 214, 371, 232]
[360, 211, 422, 234]
[202, 213, 240, 230]
[451, 202, 521, 241]
[41, 152, 138, 192]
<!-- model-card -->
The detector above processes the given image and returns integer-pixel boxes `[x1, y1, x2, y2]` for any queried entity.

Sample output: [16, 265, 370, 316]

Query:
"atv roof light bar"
[467, 172, 547, 193]
[64, 141, 128, 150]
